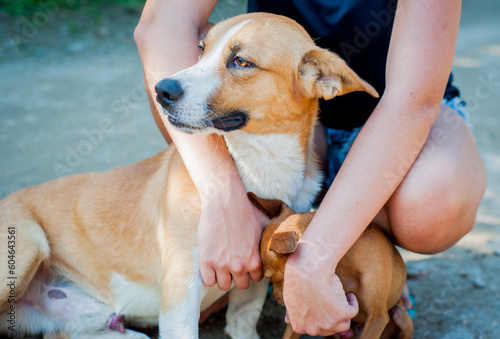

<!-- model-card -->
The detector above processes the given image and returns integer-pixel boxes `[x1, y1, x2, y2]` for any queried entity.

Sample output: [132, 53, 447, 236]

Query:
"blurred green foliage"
[0, 0, 145, 16]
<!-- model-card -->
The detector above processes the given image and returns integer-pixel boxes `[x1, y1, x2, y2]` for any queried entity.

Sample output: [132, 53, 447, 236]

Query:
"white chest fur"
[224, 131, 321, 212]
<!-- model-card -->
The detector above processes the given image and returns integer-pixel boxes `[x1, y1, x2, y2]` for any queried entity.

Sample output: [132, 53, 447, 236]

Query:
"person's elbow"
[384, 82, 444, 122]
[134, 16, 151, 50]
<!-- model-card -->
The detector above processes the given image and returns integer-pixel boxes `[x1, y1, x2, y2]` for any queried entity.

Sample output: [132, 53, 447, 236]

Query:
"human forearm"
[297, 96, 438, 266]
[135, 0, 240, 198]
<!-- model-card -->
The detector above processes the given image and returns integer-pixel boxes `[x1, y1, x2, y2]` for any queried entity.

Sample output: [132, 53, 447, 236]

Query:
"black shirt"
[248, 0, 460, 130]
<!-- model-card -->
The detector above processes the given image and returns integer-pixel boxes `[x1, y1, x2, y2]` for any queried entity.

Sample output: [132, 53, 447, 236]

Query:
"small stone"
[407, 262, 429, 279]
[472, 276, 486, 289]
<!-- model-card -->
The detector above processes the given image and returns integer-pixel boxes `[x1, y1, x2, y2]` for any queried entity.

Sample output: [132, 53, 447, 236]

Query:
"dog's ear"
[247, 192, 286, 219]
[299, 48, 379, 100]
[269, 230, 299, 254]
[269, 212, 315, 254]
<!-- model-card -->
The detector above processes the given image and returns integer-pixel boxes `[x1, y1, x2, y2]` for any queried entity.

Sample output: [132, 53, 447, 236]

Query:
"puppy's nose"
[155, 79, 183, 108]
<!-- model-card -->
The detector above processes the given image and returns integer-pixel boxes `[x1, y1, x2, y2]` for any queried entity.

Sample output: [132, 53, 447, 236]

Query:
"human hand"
[283, 243, 359, 336]
[198, 192, 269, 291]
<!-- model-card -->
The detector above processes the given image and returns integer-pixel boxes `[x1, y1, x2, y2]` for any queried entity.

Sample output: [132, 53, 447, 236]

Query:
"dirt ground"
[1, 0, 499, 338]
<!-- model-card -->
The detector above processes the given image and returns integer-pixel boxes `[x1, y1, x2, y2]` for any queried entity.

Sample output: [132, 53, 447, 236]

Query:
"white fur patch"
[158, 268, 206, 338]
[225, 279, 269, 339]
[111, 275, 160, 319]
[224, 132, 313, 211]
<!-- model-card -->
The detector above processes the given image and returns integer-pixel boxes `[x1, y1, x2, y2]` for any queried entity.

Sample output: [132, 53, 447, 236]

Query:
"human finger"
[345, 292, 359, 318]
[231, 270, 250, 290]
[200, 263, 216, 287]
[248, 255, 263, 282]
[215, 269, 233, 291]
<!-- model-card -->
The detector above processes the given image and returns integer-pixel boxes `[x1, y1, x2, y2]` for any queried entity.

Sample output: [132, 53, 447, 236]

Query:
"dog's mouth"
[167, 112, 248, 133]
[211, 112, 248, 132]
[167, 115, 202, 133]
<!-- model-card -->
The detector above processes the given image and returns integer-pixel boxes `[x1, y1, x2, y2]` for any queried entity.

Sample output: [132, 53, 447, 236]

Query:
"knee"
[394, 207, 475, 255]
[388, 166, 482, 254]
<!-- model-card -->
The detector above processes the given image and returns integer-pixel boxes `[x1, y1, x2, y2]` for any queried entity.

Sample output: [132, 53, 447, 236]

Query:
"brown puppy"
[249, 193, 413, 339]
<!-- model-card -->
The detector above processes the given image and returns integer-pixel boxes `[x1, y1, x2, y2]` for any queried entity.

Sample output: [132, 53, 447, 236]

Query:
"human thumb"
[345, 292, 359, 318]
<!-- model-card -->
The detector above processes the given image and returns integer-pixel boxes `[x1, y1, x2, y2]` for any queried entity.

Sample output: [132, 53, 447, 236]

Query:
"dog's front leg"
[158, 249, 206, 339]
[225, 278, 269, 339]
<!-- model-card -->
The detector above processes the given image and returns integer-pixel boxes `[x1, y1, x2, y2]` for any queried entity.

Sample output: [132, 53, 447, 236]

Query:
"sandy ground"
[1, 0, 499, 338]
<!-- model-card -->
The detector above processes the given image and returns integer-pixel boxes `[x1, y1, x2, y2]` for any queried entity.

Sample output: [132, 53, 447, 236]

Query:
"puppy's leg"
[158, 249, 206, 339]
[225, 278, 268, 339]
[354, 277, 390, 339]
[384, 303, 413, 339]
[358, 310, 389, 339]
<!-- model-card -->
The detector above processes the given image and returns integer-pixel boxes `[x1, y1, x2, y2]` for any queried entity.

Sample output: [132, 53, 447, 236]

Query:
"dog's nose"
[155, 79, 183, 108]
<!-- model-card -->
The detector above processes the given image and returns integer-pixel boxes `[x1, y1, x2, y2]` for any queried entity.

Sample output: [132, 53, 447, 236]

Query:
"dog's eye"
[197, 41, 205, 60]
[232, 57, 253, 68]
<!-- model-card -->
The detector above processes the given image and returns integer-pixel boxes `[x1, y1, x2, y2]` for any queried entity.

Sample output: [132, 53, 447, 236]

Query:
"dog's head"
[248, 192, 315, 305]
[155, 13, 378, 134]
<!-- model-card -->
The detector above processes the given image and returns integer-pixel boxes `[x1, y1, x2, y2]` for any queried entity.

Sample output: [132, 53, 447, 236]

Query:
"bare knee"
[393, 205, 476, 255]
[386, 162, 484, 254]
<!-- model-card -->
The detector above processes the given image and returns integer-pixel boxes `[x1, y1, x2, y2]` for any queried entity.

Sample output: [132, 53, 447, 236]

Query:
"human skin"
[135, 0, 487, 336]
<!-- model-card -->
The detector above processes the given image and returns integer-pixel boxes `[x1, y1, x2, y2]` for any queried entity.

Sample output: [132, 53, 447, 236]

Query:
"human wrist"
[198, 168, 244, 205]
[287, 239, 339, 277]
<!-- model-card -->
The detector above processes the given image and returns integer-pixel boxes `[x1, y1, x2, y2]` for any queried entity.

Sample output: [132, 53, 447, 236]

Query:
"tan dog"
[0, 13, 377, 339]
[249, 193, 414, 339]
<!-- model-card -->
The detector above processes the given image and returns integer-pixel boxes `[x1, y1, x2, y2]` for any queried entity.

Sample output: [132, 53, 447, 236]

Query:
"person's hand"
[198, 192, 269, 291]
[283, 242, 359, 336]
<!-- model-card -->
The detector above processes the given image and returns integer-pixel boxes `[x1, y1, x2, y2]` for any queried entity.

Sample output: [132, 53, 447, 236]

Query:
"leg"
[0, 215, 49, 335]
[375, 104, 487, 253]
[358, 314, 390, 339]
[381, 303, 414, 339]
[158, 249, 205, 339]
[225, 278, 269, 339]
[0, 217, 49, 308]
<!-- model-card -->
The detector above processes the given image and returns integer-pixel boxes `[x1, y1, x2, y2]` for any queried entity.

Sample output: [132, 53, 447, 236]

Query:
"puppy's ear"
[247, 192, 285, 219]
[269, 231, 299, 254]
[269, 212, 315, 254]
[299, 48, 379, 100]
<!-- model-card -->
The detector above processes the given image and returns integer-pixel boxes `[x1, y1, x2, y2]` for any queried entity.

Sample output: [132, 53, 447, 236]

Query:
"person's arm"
[283, 0, 461, 335]
[135, 0, 269, 291]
